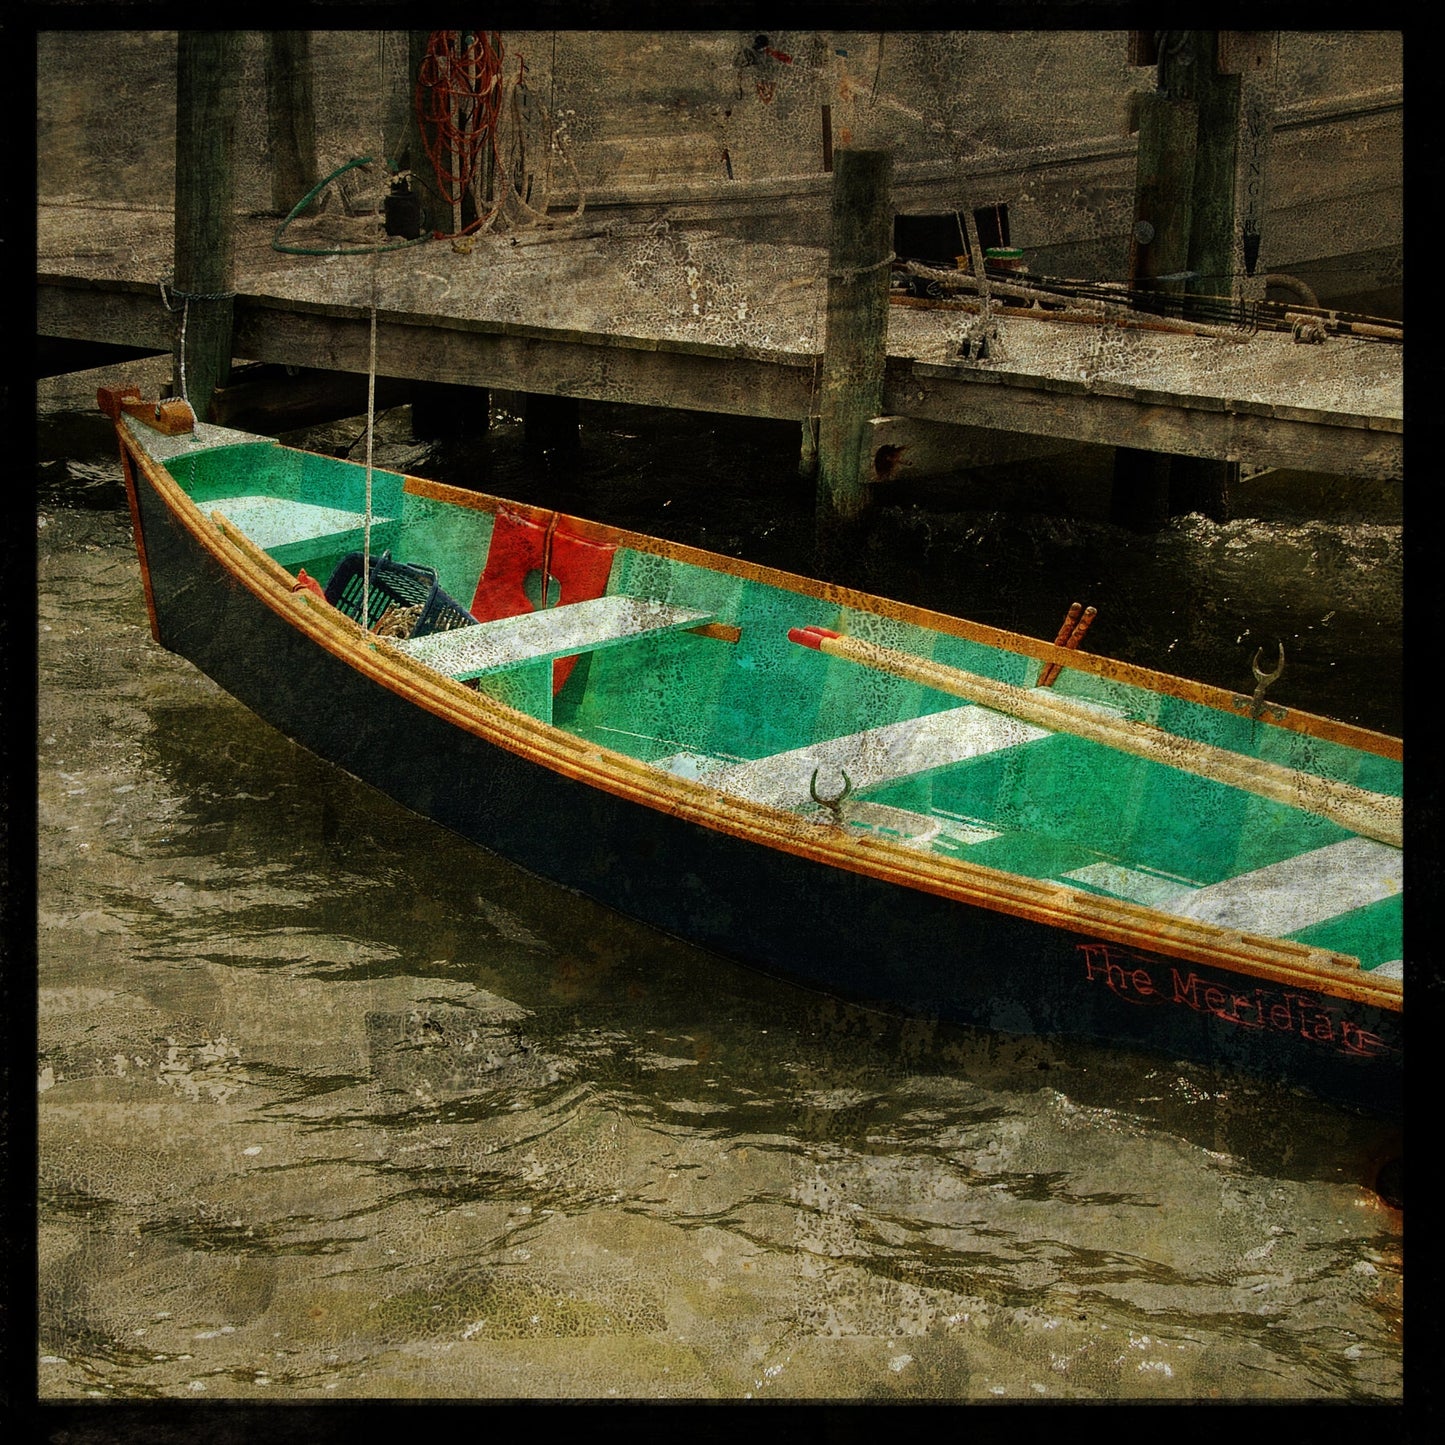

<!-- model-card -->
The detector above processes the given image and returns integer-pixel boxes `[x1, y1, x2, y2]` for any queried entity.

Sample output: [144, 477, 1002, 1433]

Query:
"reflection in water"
[36, 388, 1403, 1401]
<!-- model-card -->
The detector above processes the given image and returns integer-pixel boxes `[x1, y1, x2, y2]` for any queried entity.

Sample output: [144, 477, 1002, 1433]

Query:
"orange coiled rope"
[414, 31, 505, 222]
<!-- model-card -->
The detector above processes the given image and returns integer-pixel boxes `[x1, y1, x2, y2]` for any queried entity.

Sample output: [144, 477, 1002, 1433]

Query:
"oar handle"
[788, 625, 843, 649]
[1040, 604, 1097, 688]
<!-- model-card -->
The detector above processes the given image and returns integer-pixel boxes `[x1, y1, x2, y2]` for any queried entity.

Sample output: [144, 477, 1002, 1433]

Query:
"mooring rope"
[825, 250, 896, 285]
[175, 298, 188, 405]
[362, 262, 378, 632]
[157, 277, 239, 407]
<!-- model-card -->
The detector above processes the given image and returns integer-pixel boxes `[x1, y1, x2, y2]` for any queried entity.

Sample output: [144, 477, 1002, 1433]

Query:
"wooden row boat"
[101, 386, 1404, 1116]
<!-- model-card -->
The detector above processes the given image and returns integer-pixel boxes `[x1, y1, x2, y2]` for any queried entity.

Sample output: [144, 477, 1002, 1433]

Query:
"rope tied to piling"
[826, 250, 896, 285]
[157, 278, 238, 307]
[157, 276, 241, 408]
[415, 30, 505, 224]
[362, 263, 378, 632]
[417, 42, 585, 241]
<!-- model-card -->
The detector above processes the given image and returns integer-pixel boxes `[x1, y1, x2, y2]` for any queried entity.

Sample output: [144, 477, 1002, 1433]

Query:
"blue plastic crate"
[323, 550, 478, 639]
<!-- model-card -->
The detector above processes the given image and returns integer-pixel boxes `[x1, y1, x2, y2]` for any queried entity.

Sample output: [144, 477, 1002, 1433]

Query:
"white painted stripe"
[679, 705, 1049, 809]
[1064, 863, 1197, 912]
[841, 800, 944, 848]
[1372, 960, 1404, 980]
[1168, 837, 1402, 936]
[1069, 840, 1402, 937]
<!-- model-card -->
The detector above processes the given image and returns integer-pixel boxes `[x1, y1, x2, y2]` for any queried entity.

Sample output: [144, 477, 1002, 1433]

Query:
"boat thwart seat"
[657, 705, 1050, 810]
[394, 594, 715, 681]
[209, 495, 400, 567]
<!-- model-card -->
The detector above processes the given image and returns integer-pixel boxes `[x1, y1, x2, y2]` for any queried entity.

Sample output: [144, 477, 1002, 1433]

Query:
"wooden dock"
[36, 202, 1402, 481]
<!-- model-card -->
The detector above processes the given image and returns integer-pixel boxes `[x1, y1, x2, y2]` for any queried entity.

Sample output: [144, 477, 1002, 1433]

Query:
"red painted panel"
[470, 510, 617, 691]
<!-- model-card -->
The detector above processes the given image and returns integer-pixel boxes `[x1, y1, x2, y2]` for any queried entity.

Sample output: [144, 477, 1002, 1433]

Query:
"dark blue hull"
[129, 462, 1404, 1118]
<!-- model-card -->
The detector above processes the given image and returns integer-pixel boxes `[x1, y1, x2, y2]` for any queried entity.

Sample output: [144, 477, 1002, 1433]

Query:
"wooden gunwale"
[120, 424, 1403, 1012]
[403, 473, 1403, 763]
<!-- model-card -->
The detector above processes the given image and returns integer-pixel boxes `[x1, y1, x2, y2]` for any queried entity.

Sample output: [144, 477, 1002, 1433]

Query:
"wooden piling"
[264, 32, 318, 217]
[816, 148, 894, 537]
[411, 381, 492, 440]
[173, 31, 242, 422]
[1115, 31, 1263, 526]
[1110, 447, 1171, 531]
[524, 393, 581, 452]
[1177, 30, 1270, 519]
[401, 30, 446, 236]
[1127, 90, 1198, 302]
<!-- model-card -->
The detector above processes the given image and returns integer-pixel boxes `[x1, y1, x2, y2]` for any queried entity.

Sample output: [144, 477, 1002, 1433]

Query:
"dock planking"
[36, 204, 1401, 480]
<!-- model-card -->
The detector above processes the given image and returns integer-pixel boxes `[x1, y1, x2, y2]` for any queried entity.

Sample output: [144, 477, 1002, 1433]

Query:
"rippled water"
[35, 361, 1404, 1403]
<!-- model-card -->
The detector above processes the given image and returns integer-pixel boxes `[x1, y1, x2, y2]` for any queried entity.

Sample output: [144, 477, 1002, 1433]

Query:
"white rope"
[826, 250, 895, 284]
[158, 276, 236, 408]
[177, 299, 189, 404]
[363, 260, 378, 631]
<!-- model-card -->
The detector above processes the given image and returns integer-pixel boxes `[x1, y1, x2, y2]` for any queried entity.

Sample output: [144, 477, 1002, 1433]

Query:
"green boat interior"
[161, 431, 1404, 976]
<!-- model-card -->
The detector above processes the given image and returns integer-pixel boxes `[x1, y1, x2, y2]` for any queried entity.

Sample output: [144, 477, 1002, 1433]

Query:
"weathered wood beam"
[227, 301, 820, 423]
[892, 359, 1401, 481]
[37, 279, 178, 352]
[37, 276, 1400, 482]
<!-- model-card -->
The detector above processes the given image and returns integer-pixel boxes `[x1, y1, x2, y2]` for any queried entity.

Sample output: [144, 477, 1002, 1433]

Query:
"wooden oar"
[787, 626, 1402, 848]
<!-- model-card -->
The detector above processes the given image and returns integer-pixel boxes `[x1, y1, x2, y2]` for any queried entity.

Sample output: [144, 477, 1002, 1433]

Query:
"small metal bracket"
[1250, 642, 1285, 719]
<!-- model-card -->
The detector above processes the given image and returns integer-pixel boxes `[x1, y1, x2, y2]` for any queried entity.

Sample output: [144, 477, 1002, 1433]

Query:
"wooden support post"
[173, 31, 242, 423]
[1128, 89, 1198, 302]
[1176, 31, 1273, 519]
[523, 393, 580, 452]
[1116, 31, 1269, 526]
[1110, 447, 1171, 532]
[1167, 455, 1232, 521]
[401, 30, 446, 237]
[1185, 31, 1242, 303]
[264, 32, 317, 217]
[411, 381, 491, 440]
[1219, 31, 1277, 304]
[816, 148, 893, 543]
[1114, 74, 1192, 525]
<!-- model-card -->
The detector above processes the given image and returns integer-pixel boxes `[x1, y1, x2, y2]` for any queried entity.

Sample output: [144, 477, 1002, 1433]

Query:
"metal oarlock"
[809, 766, 853, 823]
[1250, 642, 1285, 719]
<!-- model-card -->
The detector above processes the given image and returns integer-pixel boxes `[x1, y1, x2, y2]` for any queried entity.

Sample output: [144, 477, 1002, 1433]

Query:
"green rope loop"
[272, 155, 431, 256]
